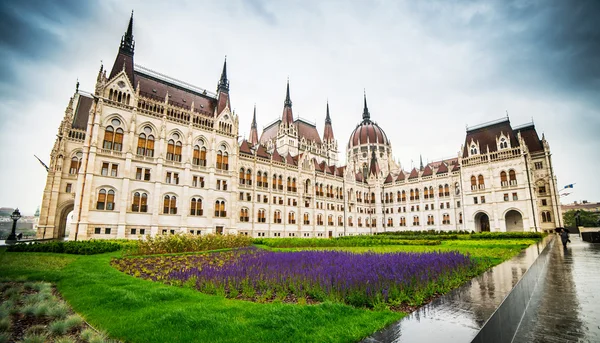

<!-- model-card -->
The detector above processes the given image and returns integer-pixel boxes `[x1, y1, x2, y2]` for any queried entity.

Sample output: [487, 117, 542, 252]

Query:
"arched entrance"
[505, 210, 524, 232]
[475, 212, 491, 232]
[56, 201, 74, 238]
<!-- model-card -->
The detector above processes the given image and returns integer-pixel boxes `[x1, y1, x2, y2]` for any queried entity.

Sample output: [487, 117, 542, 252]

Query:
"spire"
[218, 56, 229, 92]
[323, 101, 335, 142]
[249, 104, 259, 146]
[281, 79, 294, 125]
[369, 148, 379, 177]
[284, 78, 292, 107]
[109, 11, 135, 82]
[419, 154, 423, 170]
[362, 90, 370, 121]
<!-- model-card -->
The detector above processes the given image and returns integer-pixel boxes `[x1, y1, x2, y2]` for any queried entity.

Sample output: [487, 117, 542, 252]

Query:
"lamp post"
[6, 208, 22, 244]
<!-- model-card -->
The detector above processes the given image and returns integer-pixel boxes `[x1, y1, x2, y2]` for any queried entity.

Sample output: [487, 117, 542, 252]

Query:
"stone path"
[512, 235, 600, 343]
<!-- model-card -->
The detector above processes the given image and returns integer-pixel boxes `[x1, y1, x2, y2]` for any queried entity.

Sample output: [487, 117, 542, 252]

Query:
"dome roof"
[348, 121, 390, 148]
[347, 93, 390, 149]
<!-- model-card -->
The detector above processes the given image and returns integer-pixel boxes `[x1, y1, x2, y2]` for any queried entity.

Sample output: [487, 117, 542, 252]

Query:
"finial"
[218, 56, 229, 92]
[362, 90, 370, 121]
[284, 79, 292, 107]
[75, 78, 79, 93]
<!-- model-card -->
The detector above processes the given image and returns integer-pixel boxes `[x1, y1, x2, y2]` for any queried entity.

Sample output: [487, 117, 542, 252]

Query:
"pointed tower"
[281, 80, 293, 125]
[362, 91, 370, 121]
[109, 11, 135, 83]
[323, 101, 334, 142]
[419, 155, 424, 170]
[216, 57, 230, 115]
[249, 105, 259, 146]
[369, 148, 380, 178]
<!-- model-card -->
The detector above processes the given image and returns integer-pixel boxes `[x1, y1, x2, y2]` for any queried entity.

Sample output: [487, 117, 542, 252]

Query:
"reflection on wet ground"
[363, 236, 552, 343]
[513, 236, 600, 343]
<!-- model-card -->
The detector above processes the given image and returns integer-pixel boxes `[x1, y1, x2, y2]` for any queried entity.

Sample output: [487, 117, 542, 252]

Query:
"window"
[317, 214, 324, 226]
[541, 199, 547, 206]
[163, 195, 177, 214]
[413, 216, 420, 226]
[69, 152, 83, 174]
[478, 175, 485, 189]
[104, 228, 111, 234]
[457, 201, 461, 208]
[165, 172, 179, 185]
[534, 162, 543, 170]
[166, 133, 182, 162]
[538, 186, 546, 195]
[470, 144, 477, 155]
[111, 164, 118, 177]
[131, 228, 137, 235]
[288, 212, 296, 224]
[459, 212, 463, 224]
[512, 192, 518, 201]
[481, 196, 486, 204]
[240, 208, 249, 222]
[427, 215, 434, 225]
[193, 140, 207, 166]
[509, 170, 517, 185]
[192, 176, 205, 188]
[139, 229, 146, 235]
[471, 176, 477, 190]
[504, 193, 509, 201]
[101, 163, 109, 176]
[94, 227, 101, 234]
[217, 180, 227, 191]
[261, 172, 268, 189]
[96, 189, 115, 210]
[303, 213, 310, 225]
[444, 184, 450, 197]
[258, 209, 266, 223]
[137, 127, 155, 157]
[136, 168, 151, 181]
[216, 144, 229, 170]
[245, 169, 252, 186]
[215, 200, 226, 217]
[190, 198, 203, 216]
[348, 216, 353, 227]
[103, 119, 124, 151]
[442, 214, 450, 225]
[541, 211, 552, 223]
[65, 183, 72, 193]
[274, 211, 282, 224]
[499, 138, 508, 149]
[131, 192, 148, 212]
[338, 216, 343, 226]
[473, 197, 478, 204]
[400, 217, 406, 226]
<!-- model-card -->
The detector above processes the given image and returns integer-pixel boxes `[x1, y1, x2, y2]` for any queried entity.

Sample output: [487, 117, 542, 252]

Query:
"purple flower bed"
[166, 248, 475, 308]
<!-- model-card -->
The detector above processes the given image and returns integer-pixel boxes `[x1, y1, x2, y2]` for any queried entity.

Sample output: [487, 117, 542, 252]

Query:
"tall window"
[444, 184, 449, 197]
[509, 170, 517, 185]
[274, 210, 282, 224]
[69, 152, 83, 174]
[303, 213, 310, 225]
[262, 172, 268, 189]
[541, 211, 552, 223]
[272, 174, 278, 189]
[131, 192, 148, 212]
[245, 169, 252, 186]
[459, 212, 463, 224]
[137, 127, 155, 157]
[478, 175, 485, 189]
[471, 176, 477, 190]
[288, 211, 296, 224]
[239, 168, 245, 184]
[214, 200, 226, 217]
[413, 215, 420, 226]
[216, 144, 229, 170]
[400, 217, 406, 226]
[96, 189, 115, 210]
[103, 119, 124, 151]
[500, 171, 508, 186]
[442, 214, 450, 225]
[166, 133, 182, 162]
[348, 216, 353, 227]
[193, 140, 207, 166]
[410, 189, 415, 201]
[240, 208, 249, 222]
[190, 198, 203, 216]
[257, 209, 266, 223]
[317, 214, 323, 226]
[414, 189, 419, 201]
[427, 215, 435, 225]
[278, 175, 283, 190]
[163, 195, 177, 214]
[338, 216, 343, 226]
[401, 190, 406, 202]
[424, 187, 429, 199]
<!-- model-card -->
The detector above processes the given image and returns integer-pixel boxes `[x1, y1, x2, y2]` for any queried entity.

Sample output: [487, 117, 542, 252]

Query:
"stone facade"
[37, 14, 562, 240]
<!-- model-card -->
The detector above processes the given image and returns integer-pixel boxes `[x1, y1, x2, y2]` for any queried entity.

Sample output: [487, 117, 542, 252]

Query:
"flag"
[564, 184, 574, 189]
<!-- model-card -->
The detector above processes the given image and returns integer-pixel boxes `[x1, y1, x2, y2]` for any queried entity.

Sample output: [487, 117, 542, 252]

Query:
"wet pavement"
[512, 235, 600, 343]
[363, 236, 553, 343]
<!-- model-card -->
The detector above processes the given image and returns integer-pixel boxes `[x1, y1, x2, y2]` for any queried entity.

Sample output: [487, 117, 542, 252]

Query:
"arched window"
[214, 200, 226, 217]
[401, 190, 406, 202]
[257, 209, 266, 223]
[288, 211, 296, 224]
[400, 217, 406, 226]
[459, 212, 463, 224]
[303, 213, 310, 225]
[193, 140, 207, 166]
[131, 192, 148, 213]
[317, 214, 324, 226]
[371, 192, 375, 204]
[413, 215, 420, 226]
[240, 208, 249, 222]
[292, 178, 297, 192]
[439, 185, 444, 197]
[358, 217, 362, 227]
[500, 171, 508, 186]
[348, 216, 353, 227]
[499, 138, 508, 149]
[96, 189, 115, 210]
[69, 152, 83, 174]
[509, 170, 517, 185]
[541, 211, 552, 223]
[424, 187, 429, 199]
[410, 189, 415, 201]
[190, 198, 203, 216]
[166, 133, 182, 162]
[442, 213, 450, 225]
[455, 182, 460, 195]
[239, 168, 245, 184]
[471, 176, 477, 190]
[337, 216, 343, 226]
[273, 174, 278, 189]
[278, 175, 283, 190]
[163, 195, 177, 214]
[387, 218, 393, 227]
[427, 215, 435, 225]
[444, 184, 450, 197]
[257, 171, 262, 187]
[414, 189, 420, 200]
[137, 127, 155, 157]
[216, 144, 229, 170]
[478, 175, 485, 189]
[470, 144, 477, 155]
[274, 210, 282, 224]
[103, 119, 124, 151]
[262, 172, 268, 189]
[245, 169, 252, 186]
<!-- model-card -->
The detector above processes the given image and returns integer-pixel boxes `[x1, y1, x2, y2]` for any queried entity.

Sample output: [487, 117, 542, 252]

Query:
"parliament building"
[37, 14, 562, 240]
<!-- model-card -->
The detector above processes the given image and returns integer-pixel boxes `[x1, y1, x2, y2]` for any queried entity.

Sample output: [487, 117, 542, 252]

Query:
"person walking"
[560, 228, 570, 248]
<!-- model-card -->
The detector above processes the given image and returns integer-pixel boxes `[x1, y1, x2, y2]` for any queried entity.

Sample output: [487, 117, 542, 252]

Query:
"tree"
[563, 209, 600, 227]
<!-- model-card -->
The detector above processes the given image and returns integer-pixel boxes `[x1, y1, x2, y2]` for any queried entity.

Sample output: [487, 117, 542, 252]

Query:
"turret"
[216, 57, 230, 115]
[323, 101, 334, 142]
[281, 80, 293, 125]
[109, 11, 135, 83]
[249, 105, 259, 146]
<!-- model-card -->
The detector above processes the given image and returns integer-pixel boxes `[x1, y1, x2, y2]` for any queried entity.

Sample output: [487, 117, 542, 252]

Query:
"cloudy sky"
[1, 0, 598, 215]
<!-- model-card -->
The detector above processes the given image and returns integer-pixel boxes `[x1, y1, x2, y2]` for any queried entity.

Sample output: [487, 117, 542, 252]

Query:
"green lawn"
[0, 237, 539, 343]
[0, 249, 402, 343]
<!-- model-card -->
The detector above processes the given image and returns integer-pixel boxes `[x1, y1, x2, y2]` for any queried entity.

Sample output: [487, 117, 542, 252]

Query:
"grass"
[0, 236, 540, 343]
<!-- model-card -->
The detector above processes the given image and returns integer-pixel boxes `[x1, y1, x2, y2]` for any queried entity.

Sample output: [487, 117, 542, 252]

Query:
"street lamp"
[6, 208, 22, 244]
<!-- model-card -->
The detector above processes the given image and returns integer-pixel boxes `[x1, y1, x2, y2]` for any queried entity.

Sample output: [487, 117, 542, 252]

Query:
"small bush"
[6, 240, 121, 255]
[48, 303, 69, 319]
[25, 325, 47, 336]
[32, 302, 50, 317]
[253, 237, 440, 248]
[64, 314, 83, 329]
[133, 234, 253, 255]
[55, 337, 76, 343]
[21, 333, 47, 343]
[20, 304, 36, 316]
[0, 332, 10, 343]
[49, 320, 69, 335]
[80, 328, 95, 342]
[0, 317, 10, 332]
[469, 232, 544, 239]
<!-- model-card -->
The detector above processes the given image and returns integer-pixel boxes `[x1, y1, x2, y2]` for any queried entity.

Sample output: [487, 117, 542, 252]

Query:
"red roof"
[271, 148, 284, 163]
[239, 140, 252, 155]
[408, 168, 419, 179]
[256, 145, 270, 159]
[463, 119, 519, 158]
[436, 162, 448, 174]
[285, 154, 295, 166]
[259, 120, 280, 144]
[452, 164, 460, 172]
[422, 165, 433, 177]
[348, 121, 389, 148]
[396, 171, 406, 181]
[516, 125, 544, 153]
[296, 119, 322, 144]
[384, 174, 393, 184]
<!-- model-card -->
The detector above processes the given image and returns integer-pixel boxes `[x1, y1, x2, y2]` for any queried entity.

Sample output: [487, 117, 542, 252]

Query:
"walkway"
[512, 235, 600, 343]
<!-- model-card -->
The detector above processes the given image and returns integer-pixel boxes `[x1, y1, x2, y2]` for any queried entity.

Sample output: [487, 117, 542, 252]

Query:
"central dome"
[347, 94, 390, 149]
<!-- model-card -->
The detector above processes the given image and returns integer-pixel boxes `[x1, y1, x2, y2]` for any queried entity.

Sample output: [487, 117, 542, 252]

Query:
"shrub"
[64, 314, 83, 329]
[469, 232, 544, 239]
[21, 333, 47, 343]
[49, 320, 69, 335]
[132, 234, 253, 255]
[6, 240, 122, 255]
[48, 302, 69, 319]
[0, 317, 10, 332]
[55, 337, 76, 343]
[80, 328, 95, 342]
[253, 237, 440, 248]
[0, 332, 9, 343]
